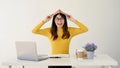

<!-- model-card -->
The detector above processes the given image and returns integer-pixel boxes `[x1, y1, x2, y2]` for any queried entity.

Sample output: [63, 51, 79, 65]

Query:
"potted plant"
[83, 43, 97, 59]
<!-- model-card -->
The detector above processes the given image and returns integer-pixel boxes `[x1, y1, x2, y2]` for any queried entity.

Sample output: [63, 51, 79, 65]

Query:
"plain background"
[0, 0, 120, 68]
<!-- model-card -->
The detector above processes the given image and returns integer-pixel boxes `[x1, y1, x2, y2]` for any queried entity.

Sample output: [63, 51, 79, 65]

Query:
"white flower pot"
[86, 51, 94, 59]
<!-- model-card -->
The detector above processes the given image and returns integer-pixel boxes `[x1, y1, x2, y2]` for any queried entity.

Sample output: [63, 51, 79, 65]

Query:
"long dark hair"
[50, 13, 70, 40]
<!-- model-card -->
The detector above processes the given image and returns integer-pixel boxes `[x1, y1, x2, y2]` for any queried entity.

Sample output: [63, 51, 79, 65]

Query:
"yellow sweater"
[32, 20, 88, 54]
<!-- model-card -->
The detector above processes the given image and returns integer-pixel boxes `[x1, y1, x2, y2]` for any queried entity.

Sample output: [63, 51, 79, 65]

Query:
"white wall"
[0, 0, 120, 68]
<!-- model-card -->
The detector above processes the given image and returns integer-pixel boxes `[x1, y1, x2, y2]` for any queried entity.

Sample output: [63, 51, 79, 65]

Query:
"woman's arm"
[69, 20, 88, 37]
[67, 14, 88, 32]
[32, 14, 53, 36]
[68, 15, 88, 36]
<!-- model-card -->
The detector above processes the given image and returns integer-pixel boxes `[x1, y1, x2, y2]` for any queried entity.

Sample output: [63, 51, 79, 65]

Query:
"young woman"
[32, 10, 88, 54]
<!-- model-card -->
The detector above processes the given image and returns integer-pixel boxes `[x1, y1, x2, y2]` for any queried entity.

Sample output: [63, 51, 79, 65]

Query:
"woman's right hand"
[42, 14, 53, 23]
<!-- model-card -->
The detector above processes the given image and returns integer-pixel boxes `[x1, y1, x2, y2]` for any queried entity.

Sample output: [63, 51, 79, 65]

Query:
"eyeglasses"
[55, 18, 64, 21]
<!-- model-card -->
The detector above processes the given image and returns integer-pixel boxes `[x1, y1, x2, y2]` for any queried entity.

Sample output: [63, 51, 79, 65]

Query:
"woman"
[32, 10, 88, 54]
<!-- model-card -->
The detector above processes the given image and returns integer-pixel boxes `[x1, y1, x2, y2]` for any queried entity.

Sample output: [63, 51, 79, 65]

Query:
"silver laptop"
[15, 41, 48, 61]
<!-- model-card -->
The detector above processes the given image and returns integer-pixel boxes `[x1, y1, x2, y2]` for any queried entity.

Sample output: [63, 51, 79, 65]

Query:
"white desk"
[2, 55, 118, 68]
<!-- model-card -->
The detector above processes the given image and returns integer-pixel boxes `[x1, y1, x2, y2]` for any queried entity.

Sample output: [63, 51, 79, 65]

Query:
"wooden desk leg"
[9, 65, 12, 68]
[22, 65, 25, 68]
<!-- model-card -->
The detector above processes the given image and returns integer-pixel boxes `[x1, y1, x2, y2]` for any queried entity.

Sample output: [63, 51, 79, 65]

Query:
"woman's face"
[55, 14, 64, 28]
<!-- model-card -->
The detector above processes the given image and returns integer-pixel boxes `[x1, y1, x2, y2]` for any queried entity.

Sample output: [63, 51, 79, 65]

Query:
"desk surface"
[2, 54, 118, 66]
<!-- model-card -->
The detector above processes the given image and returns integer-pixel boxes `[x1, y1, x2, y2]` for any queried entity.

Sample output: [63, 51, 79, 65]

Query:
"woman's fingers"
[57, 9, 61, 13]
[53, 9, 62, 15]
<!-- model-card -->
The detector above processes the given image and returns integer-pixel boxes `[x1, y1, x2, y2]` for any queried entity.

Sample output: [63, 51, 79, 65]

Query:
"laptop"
[15, 41, 48, 61]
